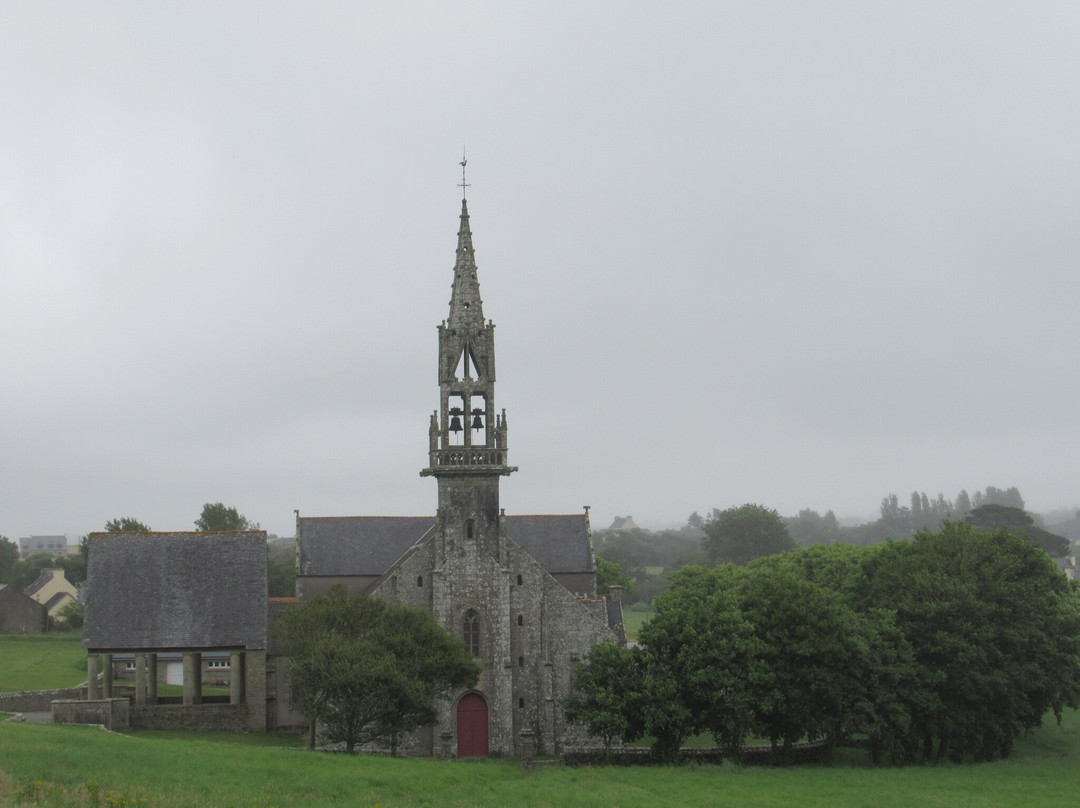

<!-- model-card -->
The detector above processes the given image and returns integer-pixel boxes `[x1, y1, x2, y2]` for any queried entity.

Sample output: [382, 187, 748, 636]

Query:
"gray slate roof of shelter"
[299, 514, 592, 578]
[82, 532, 267, 652]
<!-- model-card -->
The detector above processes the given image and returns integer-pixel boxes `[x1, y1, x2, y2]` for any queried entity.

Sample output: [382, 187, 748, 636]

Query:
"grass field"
[621, 609, 653, 642]
[4, 631, 1080, 807]
[0, 633, 88, 692]
[2, 711, 1079, 807]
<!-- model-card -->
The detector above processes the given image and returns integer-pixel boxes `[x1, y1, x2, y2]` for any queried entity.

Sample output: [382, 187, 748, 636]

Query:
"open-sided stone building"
[82, 531, 269, 731]
[296, 195, 623, 757]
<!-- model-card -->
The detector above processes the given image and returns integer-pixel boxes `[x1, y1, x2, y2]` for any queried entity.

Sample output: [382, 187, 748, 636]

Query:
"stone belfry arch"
[420, 187, 517, 560]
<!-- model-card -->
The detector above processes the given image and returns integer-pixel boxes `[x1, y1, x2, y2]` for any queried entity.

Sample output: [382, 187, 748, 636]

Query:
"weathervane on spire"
[458, 148, 470, 199]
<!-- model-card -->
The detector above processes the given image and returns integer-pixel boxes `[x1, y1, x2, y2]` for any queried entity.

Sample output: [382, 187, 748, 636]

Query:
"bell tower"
[421, 178, 516, 557]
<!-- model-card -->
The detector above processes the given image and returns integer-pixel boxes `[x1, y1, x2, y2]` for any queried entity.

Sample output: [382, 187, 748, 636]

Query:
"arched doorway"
[456, 692, 489, 757]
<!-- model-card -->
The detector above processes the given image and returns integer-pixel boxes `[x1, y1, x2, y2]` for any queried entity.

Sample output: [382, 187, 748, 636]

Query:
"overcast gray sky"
[2, 2, 1078, 541]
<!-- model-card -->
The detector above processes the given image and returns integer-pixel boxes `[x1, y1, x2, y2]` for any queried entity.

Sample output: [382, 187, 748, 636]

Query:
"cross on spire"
[458, 148, 470, 199]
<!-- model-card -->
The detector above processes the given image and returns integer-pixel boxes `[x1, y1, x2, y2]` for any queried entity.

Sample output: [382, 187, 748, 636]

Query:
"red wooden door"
[457, 693, 489, 757]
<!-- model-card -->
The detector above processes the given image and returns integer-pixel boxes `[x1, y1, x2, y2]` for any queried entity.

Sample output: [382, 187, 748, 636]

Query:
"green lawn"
[621, 609, 653, 642]
[2, 712, 1079, 807]
[0, 633, 88, 693]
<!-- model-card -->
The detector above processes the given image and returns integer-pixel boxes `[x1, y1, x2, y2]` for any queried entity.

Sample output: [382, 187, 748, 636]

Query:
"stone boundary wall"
[0, 688, 82, 712]
[562, 740, 827, 767]
[131, 703, 248, 732]
[53, 699, 130, 731]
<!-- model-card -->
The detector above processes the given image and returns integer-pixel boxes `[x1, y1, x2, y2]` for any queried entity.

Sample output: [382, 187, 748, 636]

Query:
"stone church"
[294, 193, 623, 757]
[80, 188, 621, 756]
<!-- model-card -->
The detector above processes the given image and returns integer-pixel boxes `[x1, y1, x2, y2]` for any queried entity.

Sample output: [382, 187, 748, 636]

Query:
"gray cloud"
[2, 2, 1078, 540]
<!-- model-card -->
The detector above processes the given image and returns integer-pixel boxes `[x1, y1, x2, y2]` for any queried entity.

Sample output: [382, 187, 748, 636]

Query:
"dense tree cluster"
[966, 504, 1070, 557]
[566, 523, 1080, 764]
[274, 586, 480, 753]
[2, 549, 86, 589]
[702, 504, 796, 565]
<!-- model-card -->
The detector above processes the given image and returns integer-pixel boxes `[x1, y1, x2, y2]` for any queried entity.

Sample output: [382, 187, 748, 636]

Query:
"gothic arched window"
[463, 610, 480, 657]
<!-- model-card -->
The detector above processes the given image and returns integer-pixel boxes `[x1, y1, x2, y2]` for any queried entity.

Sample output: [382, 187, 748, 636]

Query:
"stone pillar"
[86, 654, 99, 700]
[102, 654, 114, 698]
[229, 651, 244, 705]
[182, 652, 202, 705]
[243, 650, 267, 732]
[147, 654, 158, 704]
[134, 652, 147, 705]
[439, 730, 454, 760]
[519, 728, 536, 766]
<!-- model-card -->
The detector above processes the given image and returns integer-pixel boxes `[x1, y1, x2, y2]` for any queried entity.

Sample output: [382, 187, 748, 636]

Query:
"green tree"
[702, 504, 795, 565]
[878, 493, 912, 534]
[195, 503, 259, 532]
[735, 559, 912, 761]
[0, 536, 19, 583]
[274, 586, 480, 753]
[594, 557, 632, 596]
[966, 505, 1071, 557]
[267, 543, 297, 598]
[564, 641, 642, 758]
[865, 522, 1080, 762]
[640, 565, 760, 760]
[955, 489, 972, 517]
[56, 599, 85, 630]
[104, 517, 151, 532]
[785, 508, 843, 547]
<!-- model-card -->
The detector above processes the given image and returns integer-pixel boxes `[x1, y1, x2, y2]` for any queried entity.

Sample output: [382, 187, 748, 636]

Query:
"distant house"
[23, 568, 79, 618]
[607, 516, 640, 532]
[0, 584, 48, 634]
[18, 534, 70, 558]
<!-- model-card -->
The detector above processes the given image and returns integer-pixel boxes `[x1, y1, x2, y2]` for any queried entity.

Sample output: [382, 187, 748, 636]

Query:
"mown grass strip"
[2, 710, 1079, 808]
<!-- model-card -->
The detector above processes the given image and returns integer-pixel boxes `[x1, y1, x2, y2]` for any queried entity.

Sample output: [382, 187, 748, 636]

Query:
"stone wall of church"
[376, 529, 618, 757]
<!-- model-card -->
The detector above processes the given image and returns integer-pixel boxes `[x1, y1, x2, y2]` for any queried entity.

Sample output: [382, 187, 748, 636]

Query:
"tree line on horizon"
[594, 485, 1077, 609]
[570, 521, 1080, 765]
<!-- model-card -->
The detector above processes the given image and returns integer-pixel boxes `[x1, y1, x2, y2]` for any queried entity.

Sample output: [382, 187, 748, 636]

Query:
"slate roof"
[43, 591, 75, 612]
[298, 517, 436, 577]
[298, 513, 593, 578]
[23, 568, 58, 598]
[82, 532, 267, 652]
[507, 515, 592, 575]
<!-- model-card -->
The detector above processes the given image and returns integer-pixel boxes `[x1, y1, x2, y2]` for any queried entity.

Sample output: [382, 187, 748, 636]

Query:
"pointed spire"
[448, 197, 485, 327]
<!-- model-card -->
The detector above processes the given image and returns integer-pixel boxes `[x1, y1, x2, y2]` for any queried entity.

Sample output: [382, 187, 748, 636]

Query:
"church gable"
[297, 516, 436, 597]
[506, 514, 596, 596]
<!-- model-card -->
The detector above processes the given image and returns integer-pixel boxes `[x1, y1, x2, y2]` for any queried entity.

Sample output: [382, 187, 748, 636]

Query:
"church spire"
[447, 198, 485, 328]
[422, 180, 516, 489]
